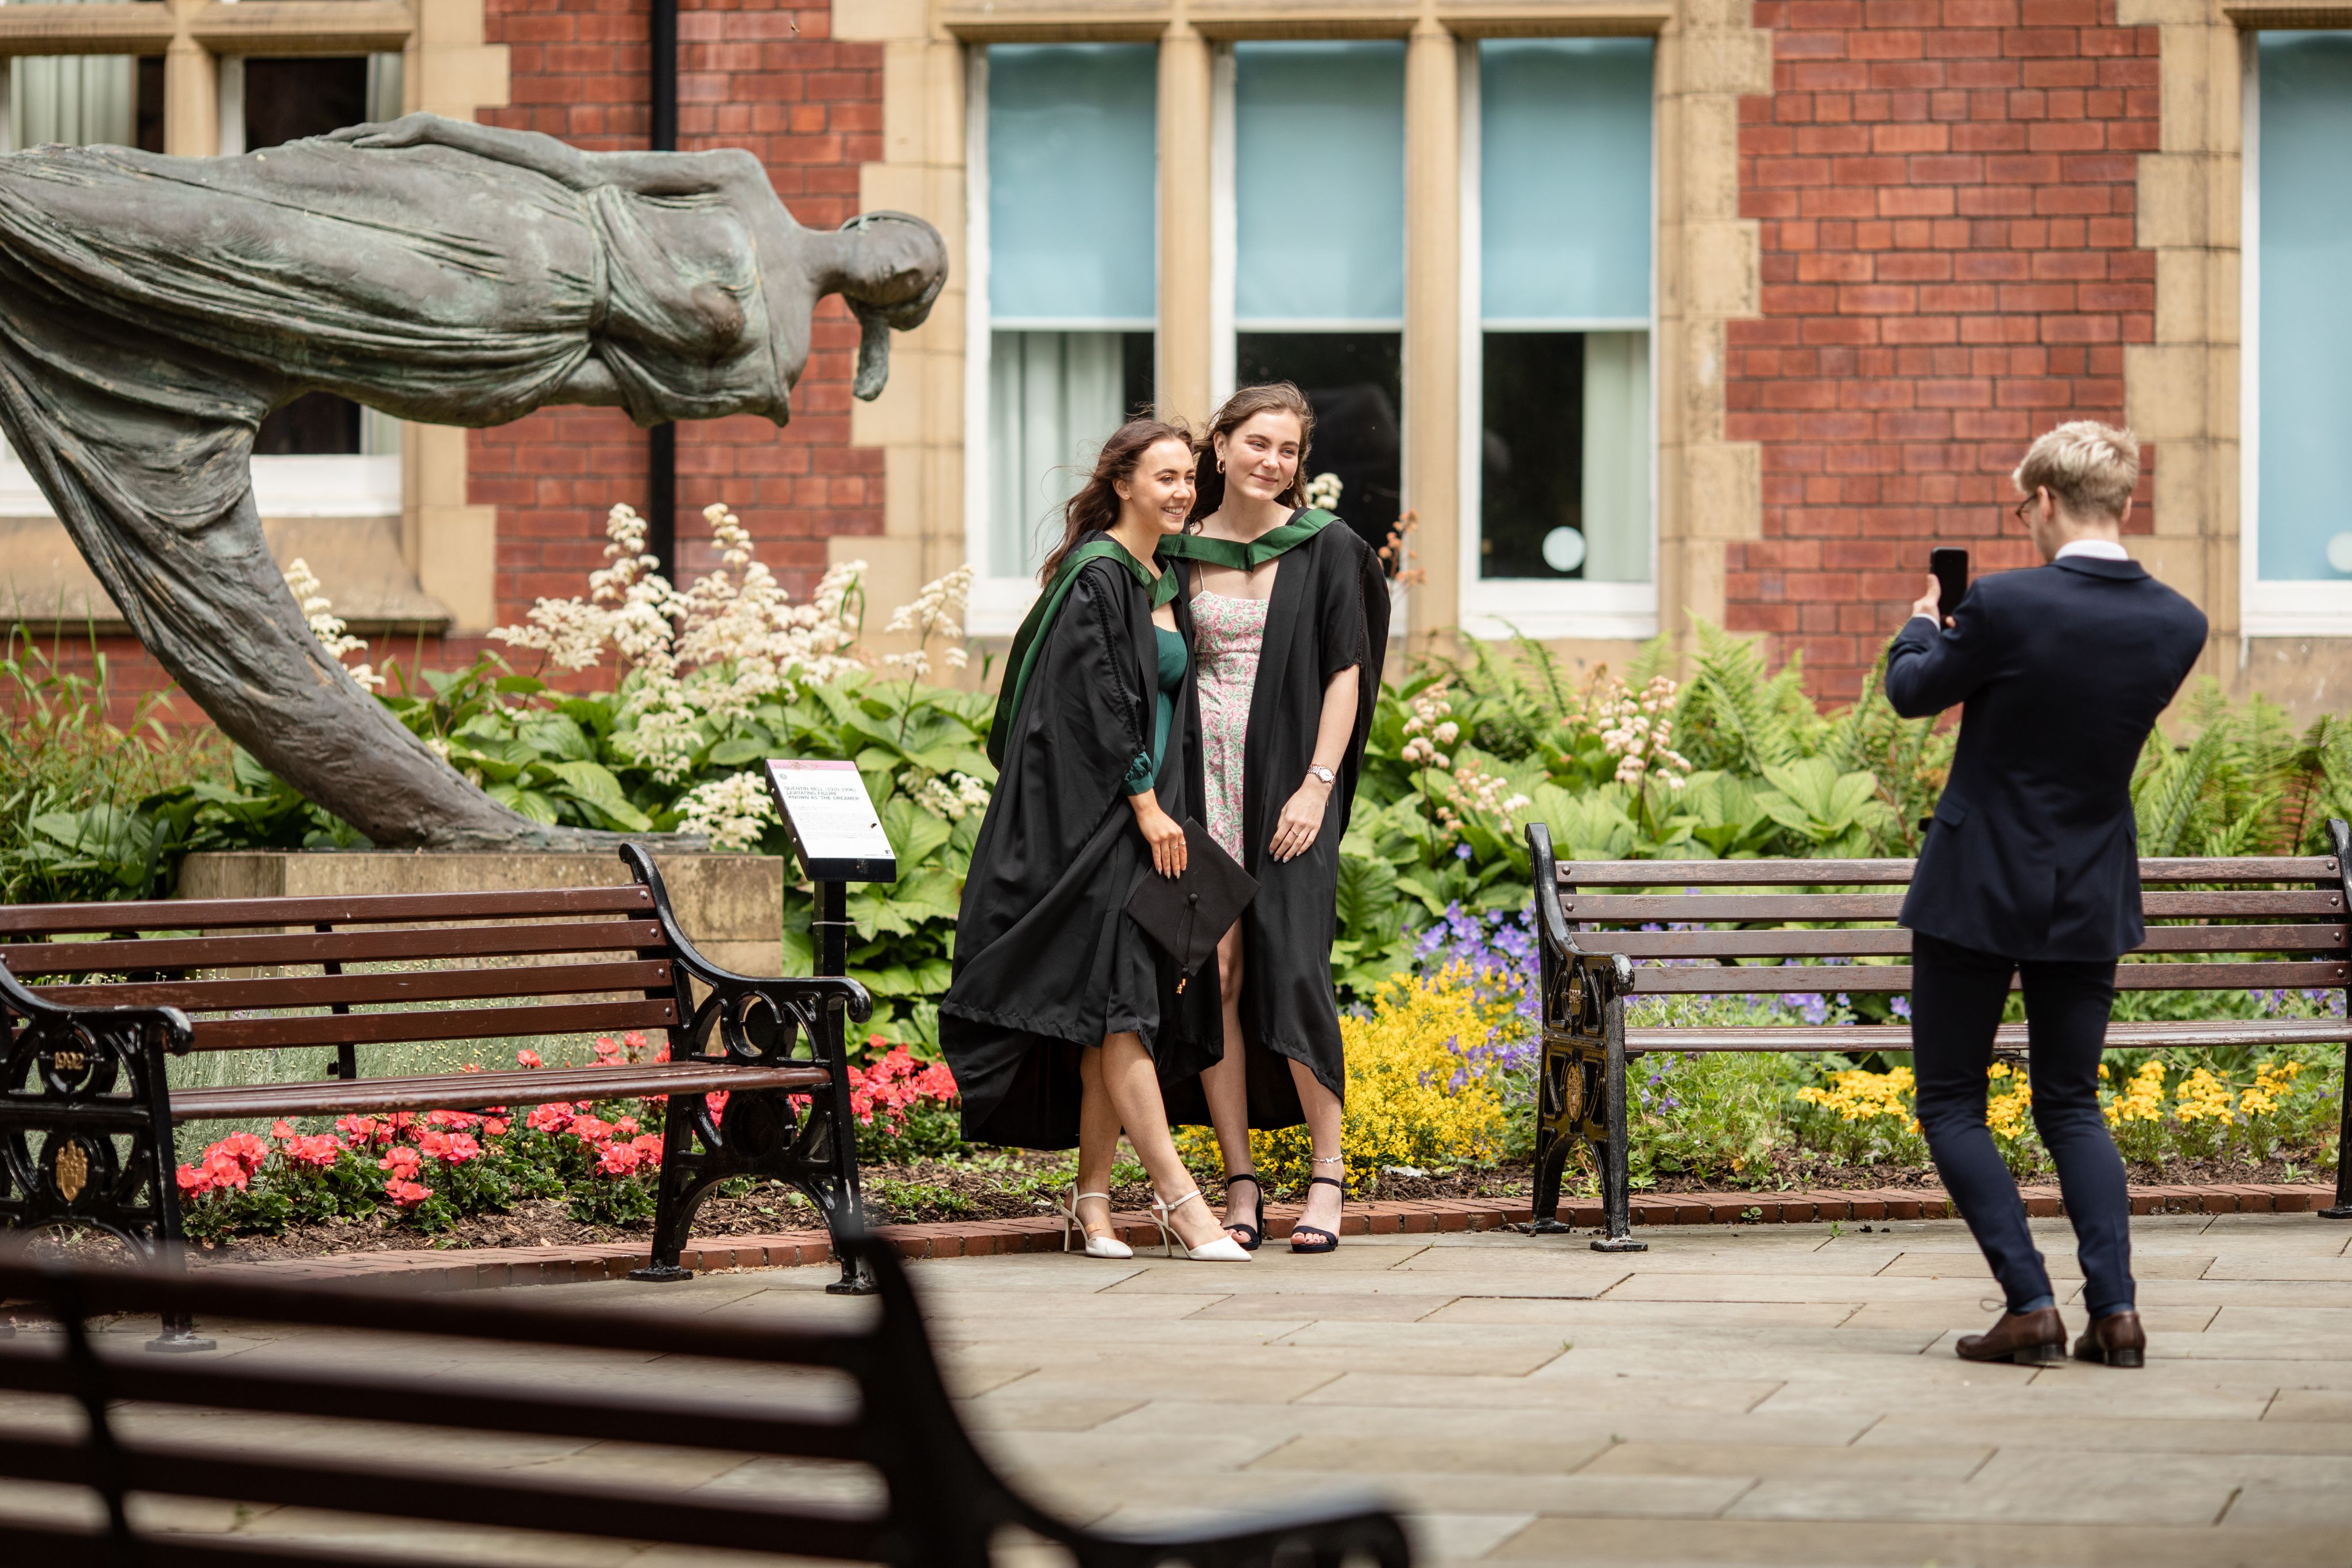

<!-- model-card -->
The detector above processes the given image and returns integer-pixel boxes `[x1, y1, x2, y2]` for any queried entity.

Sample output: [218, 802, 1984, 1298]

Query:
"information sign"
[765, 759, 898, 883]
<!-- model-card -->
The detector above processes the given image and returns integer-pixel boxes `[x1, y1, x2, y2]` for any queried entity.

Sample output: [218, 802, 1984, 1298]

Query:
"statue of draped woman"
[0, 113, 947, 849]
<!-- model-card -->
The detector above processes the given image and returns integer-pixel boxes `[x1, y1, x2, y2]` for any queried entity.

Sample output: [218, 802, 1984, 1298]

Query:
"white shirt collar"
[2054, 537, 2129, 562]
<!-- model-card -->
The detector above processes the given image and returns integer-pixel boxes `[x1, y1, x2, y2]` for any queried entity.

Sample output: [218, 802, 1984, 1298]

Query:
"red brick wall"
[1723, 0, 2160, 703]
[479, 0, 886, 629]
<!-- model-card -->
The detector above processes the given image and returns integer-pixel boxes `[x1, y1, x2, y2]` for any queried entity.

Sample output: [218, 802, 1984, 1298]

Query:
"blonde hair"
[2013, 421, 2140, 522]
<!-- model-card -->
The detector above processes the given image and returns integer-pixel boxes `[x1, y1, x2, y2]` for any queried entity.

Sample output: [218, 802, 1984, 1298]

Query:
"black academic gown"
[1163, 519, 1391, 1129]
[941, 543, 1220, 1148]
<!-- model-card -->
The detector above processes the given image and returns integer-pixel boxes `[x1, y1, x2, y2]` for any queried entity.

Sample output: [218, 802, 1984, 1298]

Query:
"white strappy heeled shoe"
[1150, 1188, 1251, 1262]
[1057, 1187, 1134, 1260]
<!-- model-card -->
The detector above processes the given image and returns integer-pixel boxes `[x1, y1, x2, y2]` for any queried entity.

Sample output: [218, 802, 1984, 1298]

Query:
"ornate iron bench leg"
[1515, 1034, 1582, 1236]
[2323, 820, 2351, 1221]
[1592, 997, 1646, 1253]
[630, 1108, 701, 1283]
[2323, 1039, 2351, 1221]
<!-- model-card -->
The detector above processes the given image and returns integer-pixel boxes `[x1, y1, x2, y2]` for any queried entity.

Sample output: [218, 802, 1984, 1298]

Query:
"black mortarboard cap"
[1125, 819, 1259, 993]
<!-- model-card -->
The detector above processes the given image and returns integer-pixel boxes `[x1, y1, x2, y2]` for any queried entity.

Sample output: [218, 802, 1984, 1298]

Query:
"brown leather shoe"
[1956, 1306, 2067, 1365]
[2073, 1309, 2146, 1369]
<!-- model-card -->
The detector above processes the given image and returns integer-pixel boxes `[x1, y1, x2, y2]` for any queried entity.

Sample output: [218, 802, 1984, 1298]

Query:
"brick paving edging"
[219, 1182, 2341, 1292]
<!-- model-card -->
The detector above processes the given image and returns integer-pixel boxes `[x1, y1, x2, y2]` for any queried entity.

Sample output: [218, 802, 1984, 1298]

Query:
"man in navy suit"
[1886, 421, 2207, 1369]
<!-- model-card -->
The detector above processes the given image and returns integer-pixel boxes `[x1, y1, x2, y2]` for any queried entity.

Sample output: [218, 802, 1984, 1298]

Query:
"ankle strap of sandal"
[1154, 1188, 1205, 1216]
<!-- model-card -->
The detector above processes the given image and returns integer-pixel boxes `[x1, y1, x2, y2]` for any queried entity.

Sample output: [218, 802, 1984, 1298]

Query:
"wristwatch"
[1306, 765, 1337, 785]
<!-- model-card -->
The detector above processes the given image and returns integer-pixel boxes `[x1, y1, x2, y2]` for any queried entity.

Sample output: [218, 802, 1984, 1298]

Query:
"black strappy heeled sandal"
[1221, 1172, 1266, 1252]
[1289, 1174, 1344, 1255]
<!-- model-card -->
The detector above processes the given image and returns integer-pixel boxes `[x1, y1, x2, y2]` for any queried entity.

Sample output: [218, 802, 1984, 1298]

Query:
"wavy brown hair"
[1189, 382, 1316, 523]
[1038, 417, 1198, 586]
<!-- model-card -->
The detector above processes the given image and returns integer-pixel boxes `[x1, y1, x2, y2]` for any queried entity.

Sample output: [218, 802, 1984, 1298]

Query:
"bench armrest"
[0, 956, 194, 1056]
[616, 843, 872, 1030]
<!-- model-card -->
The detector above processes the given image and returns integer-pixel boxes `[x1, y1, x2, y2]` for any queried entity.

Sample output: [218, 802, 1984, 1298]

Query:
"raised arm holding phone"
[1887, 423, 2207, 1370]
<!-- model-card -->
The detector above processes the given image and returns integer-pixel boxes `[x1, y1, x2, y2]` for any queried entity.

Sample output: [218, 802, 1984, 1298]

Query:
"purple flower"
[1456, 843, 1473, 860]
[1890, 995, 1913, 1021]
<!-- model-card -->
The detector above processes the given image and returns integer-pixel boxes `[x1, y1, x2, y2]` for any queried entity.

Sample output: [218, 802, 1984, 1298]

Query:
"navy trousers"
[1910, 931, 2137, 1320]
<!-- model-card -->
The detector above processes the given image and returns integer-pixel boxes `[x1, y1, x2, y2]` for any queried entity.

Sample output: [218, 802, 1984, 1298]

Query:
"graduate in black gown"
[941, 419, 1247, 1263]
[1156, 384, 1391, 1255]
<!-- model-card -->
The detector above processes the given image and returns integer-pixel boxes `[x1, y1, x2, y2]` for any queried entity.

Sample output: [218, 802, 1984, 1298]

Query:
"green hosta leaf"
[880, 796, 954, 869]
[516, 713, 593, 763]
[486, 783, 563, 825]
[542, 760, 652, 832]
[706, 735, 771, 767]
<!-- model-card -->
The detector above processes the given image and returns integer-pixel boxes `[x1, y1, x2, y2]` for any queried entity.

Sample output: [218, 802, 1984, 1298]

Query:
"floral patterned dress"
[1192, 591, 1269, 860]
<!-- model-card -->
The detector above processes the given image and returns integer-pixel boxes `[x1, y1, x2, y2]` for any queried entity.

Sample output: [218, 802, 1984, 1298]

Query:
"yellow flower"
[1178, 963, 1509, 1193]
[2172, 1066, 2235, 1128]
[1797, 1066, 1917, 1125]
[2103, 1059, 2165, 1129]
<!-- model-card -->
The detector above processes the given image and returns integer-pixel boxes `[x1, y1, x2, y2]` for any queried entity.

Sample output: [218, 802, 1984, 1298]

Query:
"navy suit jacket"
[1885, 555, 2207, 962]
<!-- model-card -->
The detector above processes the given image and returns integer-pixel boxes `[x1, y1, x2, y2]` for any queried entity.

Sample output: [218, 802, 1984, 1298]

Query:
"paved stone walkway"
[14, 1212, 2352, 1565]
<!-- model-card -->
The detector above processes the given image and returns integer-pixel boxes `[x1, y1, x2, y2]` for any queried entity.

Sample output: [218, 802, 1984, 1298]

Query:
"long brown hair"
[1189, 382, 1316, 524]
[1038, 417, 1198, 585]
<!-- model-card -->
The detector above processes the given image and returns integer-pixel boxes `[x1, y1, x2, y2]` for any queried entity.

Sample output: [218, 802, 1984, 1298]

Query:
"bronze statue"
[0, 113, 946, 849]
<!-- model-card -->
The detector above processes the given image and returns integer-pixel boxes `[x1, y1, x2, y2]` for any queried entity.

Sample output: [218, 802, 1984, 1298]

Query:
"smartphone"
[1930, 547, 1969, 622]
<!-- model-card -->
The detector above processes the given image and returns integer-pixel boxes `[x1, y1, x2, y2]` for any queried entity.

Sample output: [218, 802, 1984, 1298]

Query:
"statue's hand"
[324, 115, 439, 150]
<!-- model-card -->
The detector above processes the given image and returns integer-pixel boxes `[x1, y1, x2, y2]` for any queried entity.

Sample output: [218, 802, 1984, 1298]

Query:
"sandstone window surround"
[2238, 20, 2352, 639]
[963, 40, 1160, 634]
[935, 0, 1720, 653]
[0, 0, 507, 636]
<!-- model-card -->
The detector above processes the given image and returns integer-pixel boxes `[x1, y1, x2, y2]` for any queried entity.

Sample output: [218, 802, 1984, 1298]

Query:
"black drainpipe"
[646, 0, 679, 578]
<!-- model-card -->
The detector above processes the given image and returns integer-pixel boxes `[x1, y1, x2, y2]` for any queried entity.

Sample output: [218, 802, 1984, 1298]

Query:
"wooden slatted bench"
[0, 1235, 1413, 1568]
[1522, 821, 2352, 1250]
[0, 845, 872, 1319]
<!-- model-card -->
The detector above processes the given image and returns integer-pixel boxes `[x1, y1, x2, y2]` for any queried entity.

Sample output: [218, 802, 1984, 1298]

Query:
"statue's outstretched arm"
[324, 114, 753, 198]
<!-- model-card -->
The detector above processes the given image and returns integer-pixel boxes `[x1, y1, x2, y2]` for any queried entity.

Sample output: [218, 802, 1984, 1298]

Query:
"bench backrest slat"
[26, 959, 675, 1016]
[1558, 855, 2343, 886]
[1631, 958, 2351, 994]
[0, 885, 657, 938]
[1561, 889, 2348, 923]
[0, 1342, 863, 1461]
[0, 918, 669, 978]
[1596, 923, 2350, 959]
[181, 997, 681, 1055]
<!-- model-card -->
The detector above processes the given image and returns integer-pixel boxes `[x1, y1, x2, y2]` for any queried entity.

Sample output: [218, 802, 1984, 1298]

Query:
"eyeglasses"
[2012, 494, 2038, 527]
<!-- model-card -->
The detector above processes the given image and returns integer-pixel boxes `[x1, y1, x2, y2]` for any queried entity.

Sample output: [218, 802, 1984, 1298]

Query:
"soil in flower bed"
[180, 1148, 2338, 1266]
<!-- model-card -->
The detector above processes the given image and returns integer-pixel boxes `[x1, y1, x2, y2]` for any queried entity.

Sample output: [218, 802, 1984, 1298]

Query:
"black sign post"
[765, 760, 898, 1294]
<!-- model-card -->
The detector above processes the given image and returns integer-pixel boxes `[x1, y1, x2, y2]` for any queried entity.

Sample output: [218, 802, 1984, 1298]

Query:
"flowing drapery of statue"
[0, 113, 947, 849]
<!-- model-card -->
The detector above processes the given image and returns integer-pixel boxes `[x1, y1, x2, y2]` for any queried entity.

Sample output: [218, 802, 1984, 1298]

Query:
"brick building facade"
[1, 0, 2337, 727]
[1727, 0, 2163, 701]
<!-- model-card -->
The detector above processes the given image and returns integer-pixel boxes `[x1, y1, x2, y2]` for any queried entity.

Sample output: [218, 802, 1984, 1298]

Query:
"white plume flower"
[282, 557, 381, 691]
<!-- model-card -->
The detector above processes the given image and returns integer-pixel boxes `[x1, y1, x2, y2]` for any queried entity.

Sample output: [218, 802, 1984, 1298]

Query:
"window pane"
[1481, 331, 1649, 581]
[1235, 42, 1405, 326]
[988, 45, 1156, 326]
[988, 331, 1153, 579]
[2258, 33, 2352, 582]
[242, 58, 376, 456]
[1480, 39, 1652, 324]
[1235, 331, 1401, 549]
[9, 56, 133, 149]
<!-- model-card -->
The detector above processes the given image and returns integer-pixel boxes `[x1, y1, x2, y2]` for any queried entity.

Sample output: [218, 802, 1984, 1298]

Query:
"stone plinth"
[175, 850, 785, 977]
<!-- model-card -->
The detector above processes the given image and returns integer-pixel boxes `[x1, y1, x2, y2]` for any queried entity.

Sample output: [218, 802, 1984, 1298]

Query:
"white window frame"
[1455, 43, 1659, 643]
[1, 450, 401, 518]
[2238, 30, 2352, 637]
[962, 45, 1160, 635]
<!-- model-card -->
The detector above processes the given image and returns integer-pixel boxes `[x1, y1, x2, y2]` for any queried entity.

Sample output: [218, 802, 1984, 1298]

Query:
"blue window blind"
[1480, 39, 1653, 325]
[1235, 41, 1406, 326]
[988, 44, 1156, 327]
[2259, 32, 2352, 581]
